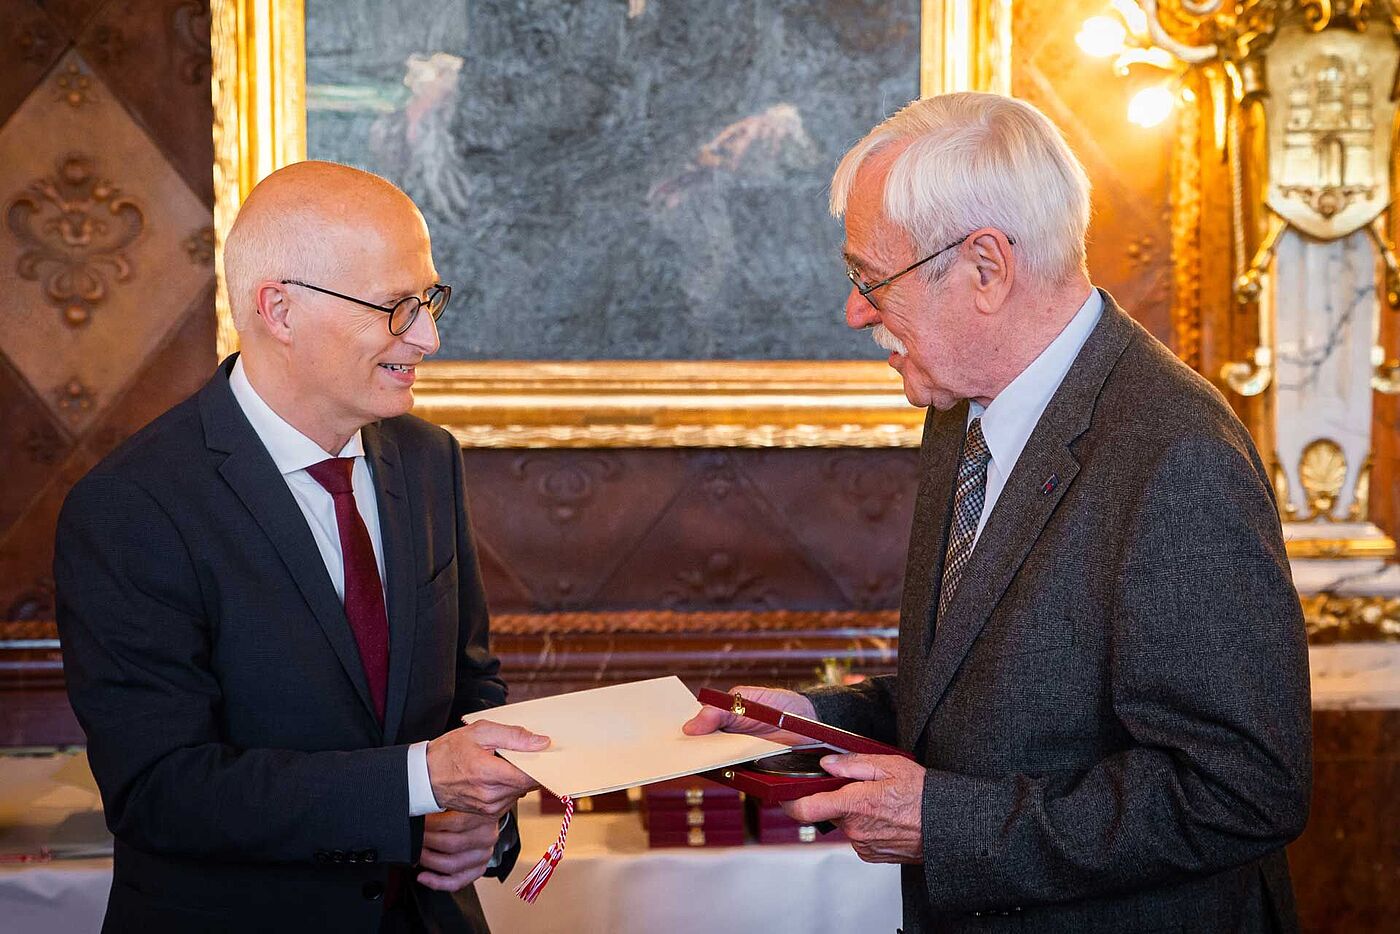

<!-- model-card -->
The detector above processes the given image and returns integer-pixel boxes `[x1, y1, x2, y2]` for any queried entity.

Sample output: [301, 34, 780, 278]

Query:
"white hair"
[830, 92, 1091, 284]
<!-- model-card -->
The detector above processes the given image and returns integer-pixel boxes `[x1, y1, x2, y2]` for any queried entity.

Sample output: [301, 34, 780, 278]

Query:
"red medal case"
[641, 777, 744, 848]
[748, 797, 849, 845]
[695, 688, 916, 804]
[539, 789, 631, 814]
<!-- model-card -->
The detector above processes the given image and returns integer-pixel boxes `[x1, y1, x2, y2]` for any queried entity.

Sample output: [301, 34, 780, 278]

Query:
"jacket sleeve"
[445, 435, 507, 723]
[55, 473, 422, 865]
[442, 434, 519, 879]
[918, 430, 1313, 911]
[804, 675, 900, 746]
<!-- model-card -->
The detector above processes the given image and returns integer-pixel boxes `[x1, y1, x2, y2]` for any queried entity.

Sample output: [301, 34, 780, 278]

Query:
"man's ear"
[970, 230, 1014, 315]
[254, 281, 294, 345]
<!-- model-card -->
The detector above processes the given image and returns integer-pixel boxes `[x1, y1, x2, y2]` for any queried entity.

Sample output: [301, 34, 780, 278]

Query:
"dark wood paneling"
[1289, 708, 1400, 934]
[0, 1, 68, 127]
[462, 449, 918, 614]
[77, 0, 214, 205]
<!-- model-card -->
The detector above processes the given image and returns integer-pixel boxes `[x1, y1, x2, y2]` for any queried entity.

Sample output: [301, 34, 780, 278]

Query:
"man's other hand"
[416, 810, 502, 891]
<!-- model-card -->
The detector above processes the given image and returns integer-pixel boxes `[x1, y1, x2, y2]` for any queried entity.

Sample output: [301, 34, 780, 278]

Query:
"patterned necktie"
[936, 417, 992, 623]
[305, 457, 388, 722]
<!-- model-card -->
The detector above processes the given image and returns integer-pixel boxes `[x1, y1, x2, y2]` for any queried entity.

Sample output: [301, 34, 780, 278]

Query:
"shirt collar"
[228, 357, 365, 475]
[968, 288, 1104, 475]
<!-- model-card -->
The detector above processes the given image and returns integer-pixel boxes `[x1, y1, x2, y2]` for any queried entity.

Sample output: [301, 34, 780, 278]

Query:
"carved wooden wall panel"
[463, 449, 919, 614]
[0, 0, 216, 625]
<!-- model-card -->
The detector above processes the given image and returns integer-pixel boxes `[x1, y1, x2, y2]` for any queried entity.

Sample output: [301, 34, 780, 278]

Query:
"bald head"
[223, 161, 429, 332]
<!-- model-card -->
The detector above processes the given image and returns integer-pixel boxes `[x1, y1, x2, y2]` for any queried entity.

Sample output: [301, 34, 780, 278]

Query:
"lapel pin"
[1041, 474, 1058, 495]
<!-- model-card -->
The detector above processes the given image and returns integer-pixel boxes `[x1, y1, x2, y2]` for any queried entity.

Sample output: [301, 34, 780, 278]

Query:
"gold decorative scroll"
[921, 0, 1013, 97]
[207, 0, 993, 447]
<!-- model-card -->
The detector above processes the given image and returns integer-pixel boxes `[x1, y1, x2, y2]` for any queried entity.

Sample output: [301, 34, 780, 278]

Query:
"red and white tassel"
[514, 794, 574, 903]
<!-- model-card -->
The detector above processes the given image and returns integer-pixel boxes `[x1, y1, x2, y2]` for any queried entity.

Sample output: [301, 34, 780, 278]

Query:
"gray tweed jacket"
[807, 292, 1312, 934]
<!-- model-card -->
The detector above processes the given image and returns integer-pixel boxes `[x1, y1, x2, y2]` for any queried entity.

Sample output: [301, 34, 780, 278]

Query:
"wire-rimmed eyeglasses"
[846, 232, 1015, 310]
[280, 279, 451, 335]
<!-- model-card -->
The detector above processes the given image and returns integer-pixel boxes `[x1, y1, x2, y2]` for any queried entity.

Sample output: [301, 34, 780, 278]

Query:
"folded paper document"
[461, 676, 786, 798]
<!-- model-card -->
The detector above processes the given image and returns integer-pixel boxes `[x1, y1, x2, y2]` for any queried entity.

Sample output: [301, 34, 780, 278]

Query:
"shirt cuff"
[407, 741, 446, 817]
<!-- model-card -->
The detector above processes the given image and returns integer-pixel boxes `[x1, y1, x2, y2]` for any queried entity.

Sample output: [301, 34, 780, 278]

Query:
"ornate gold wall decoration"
[1271, 457, 1298, 520]
[1263, 24, 1395, 240]
[921, 0, 1012, 96]
[1171, 69, 1204, 370]
[1272, 440, 1383, 535]
[411, 360, 924, 449]
[6, 156, 145, 329]
[1301, 592, 1400, 642]
[1349, 456, 1372, 522]
[1298, 438, 1348, 520]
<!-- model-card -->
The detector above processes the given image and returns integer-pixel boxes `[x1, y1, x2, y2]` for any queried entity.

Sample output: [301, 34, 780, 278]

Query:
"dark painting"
[306, 0, 919, 360]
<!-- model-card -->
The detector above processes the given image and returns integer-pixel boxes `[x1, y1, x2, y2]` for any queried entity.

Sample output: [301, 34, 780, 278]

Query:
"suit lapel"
[894, 403, 965, 749]
[904, 293, 1139, 746]
[200, 357, 380, 727]
[364, 424, 418, 745]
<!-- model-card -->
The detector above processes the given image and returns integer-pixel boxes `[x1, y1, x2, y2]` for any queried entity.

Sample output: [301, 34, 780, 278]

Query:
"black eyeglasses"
[846, 233, 1015, 310]
[280, 279, 451, 335]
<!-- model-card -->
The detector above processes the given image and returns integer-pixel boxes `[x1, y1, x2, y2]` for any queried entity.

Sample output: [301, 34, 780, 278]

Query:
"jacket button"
[331, 849, 346, 863]
[313, 850, 328, 864]
[363, 849, 378, 863]
[362, 880, 384, 901]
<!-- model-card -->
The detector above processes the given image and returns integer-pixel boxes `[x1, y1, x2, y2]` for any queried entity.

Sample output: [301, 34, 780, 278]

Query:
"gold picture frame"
[210, 0, 1011, 448]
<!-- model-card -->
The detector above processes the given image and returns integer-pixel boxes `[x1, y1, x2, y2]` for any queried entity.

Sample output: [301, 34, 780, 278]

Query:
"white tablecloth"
[479, 794, 901, 934]
[0, 755, 902, 934]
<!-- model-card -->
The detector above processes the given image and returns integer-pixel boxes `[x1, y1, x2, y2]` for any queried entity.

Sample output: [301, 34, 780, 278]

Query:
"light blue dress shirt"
[966, 288, 1104, 549]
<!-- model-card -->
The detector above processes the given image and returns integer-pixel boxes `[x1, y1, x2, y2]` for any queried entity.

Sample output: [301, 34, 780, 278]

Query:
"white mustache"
[871, 324, 908, 357]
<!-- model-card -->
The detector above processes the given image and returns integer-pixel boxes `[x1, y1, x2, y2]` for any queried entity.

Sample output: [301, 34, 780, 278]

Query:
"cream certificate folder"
[461, 676, 786, 798]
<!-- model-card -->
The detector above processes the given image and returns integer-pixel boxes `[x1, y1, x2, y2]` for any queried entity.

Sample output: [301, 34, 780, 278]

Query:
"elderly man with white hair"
[687, 92, 1311, 933]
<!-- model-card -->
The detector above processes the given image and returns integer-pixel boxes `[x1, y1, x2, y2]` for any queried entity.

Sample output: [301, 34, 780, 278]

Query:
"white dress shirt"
[966, 288, 1104, 548]
[229, 358, 444, 817]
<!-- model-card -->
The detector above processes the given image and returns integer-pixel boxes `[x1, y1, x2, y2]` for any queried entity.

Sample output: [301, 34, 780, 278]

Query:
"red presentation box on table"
[695, 688, 916, 804]
[539, 789, 631, 814]
[748, 798, 849, 845]
[641, 777, 744, 848]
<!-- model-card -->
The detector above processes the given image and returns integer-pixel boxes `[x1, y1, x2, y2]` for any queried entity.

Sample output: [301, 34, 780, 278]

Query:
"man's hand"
[681, 684, 819, 747]
[783, 754, 926, 864]
[416, 810, 502, 892]
[426, 720, 548, 816]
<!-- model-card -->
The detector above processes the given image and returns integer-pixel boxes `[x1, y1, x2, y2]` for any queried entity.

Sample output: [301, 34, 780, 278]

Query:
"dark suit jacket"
[807, 293, 1312, 934]
[55, 356, 517, 933]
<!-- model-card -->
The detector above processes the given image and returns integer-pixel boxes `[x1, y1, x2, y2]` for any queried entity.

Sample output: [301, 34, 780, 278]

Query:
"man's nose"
[401, 304, 441, 355]
[845, 288, 879, 331]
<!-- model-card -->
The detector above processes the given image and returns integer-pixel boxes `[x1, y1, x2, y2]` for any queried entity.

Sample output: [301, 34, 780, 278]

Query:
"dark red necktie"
[305, 457, 388, 723]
